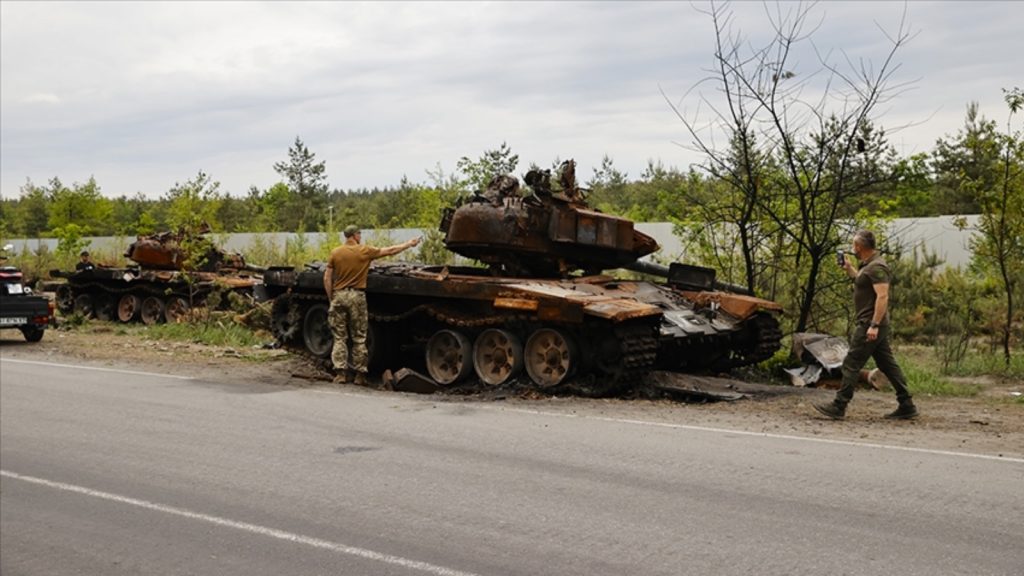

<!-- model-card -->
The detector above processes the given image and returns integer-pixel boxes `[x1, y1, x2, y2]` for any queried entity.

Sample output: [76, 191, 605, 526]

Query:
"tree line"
[0, 3, 1020, 368]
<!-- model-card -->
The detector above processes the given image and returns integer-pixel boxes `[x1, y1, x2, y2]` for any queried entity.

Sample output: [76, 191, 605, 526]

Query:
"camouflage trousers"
[328, 289, 369, 374]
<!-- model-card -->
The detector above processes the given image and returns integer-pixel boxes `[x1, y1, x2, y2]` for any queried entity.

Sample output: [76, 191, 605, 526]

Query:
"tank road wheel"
[524, 328, 578, 389]
[365, 322, 394, 372]
[140, 296, 165, 325]
[73, 294, 95, 318]
[94, 296, 115, 321]
[117, 294, 142, 323]
[302, 304, 334, 358]
[472, 329, 523, 386]
[56, 285, 75, 314]
[425, 329, 473, 385]
[270, 296, 301, 344]
[165, 297, 190, 324]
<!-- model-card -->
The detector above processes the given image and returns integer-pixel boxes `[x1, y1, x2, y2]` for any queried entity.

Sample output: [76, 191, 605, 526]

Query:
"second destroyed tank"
[263, 160, 783, 394]
[52, 227, 262, 324]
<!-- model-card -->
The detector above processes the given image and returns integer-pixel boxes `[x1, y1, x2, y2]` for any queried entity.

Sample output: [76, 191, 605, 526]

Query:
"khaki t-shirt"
[328, 244, 381, 290]
[854, 253, 891, 325]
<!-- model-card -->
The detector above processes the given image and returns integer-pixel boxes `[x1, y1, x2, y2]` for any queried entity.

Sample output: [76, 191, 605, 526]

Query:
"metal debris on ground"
[784, 332, 890, 390]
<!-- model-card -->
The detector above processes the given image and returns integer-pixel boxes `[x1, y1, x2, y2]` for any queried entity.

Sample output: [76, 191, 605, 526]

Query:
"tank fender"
[681, 291, 784, 320]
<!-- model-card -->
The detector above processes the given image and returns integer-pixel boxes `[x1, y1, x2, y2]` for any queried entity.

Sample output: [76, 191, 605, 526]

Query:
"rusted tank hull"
[262, 262, 781, 393]
[52, 267, 259, 324]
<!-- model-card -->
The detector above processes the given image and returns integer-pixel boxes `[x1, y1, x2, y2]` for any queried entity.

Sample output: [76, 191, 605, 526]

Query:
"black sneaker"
[813, 401, 846, 420]
[884, 404, 919, 420]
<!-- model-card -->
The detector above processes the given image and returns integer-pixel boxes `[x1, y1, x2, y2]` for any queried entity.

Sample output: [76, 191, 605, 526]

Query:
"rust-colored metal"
[682, 291, 785, 320]
[52, 226, 262, 324]
[125, 227, 256, 273]
[442, 160, 659, 277]
[262, 156, 785, 394]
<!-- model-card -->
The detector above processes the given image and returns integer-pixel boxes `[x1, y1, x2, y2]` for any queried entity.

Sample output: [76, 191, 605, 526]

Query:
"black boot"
[813, 400, 846, 420]
[884, 401, 918, 420]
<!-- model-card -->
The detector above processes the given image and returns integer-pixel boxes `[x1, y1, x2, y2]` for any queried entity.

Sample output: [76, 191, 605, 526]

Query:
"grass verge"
[142, 319, 268, 348]
[901, 359, 980, 397]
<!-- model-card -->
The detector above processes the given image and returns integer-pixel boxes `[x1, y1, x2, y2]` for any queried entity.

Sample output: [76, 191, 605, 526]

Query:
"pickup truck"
[0, 244, 55, 342]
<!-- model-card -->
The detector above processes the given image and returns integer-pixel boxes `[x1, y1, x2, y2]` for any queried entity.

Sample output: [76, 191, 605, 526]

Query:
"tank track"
[570, 321, 658, 397]
[726, 311, 783, 369]
[57, 281, 193, 314]
[270, 291, 659, 395]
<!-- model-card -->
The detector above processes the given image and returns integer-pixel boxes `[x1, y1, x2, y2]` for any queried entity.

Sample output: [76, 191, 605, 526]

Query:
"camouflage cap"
[343, 224, 361, 238]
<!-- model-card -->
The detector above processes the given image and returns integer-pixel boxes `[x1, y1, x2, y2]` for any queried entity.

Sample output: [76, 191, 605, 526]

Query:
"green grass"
[900, 359, 981, 397]
[943, 352, 1024, 380]
[142, 320, 267, 348]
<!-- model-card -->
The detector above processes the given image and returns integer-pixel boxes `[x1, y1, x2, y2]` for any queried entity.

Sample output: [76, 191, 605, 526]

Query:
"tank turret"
[125, 225, 259, 273]
[441, 159, 659, 277]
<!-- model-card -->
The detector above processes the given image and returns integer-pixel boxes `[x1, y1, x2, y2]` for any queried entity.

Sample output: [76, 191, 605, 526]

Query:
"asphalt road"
[1, 356, 1022, 576]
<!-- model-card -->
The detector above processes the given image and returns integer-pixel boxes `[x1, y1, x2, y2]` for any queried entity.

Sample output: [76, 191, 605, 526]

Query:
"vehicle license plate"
[6, 283, 23, 294]
[0, 317, 27, 326]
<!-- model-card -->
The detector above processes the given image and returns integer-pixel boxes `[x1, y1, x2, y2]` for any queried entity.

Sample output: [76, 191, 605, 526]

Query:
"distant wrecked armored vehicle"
[52, 228, 262, 324]
[262, 160, 782, 394]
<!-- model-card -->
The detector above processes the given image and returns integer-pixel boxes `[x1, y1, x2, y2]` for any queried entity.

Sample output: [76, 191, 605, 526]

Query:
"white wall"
[2, 217, 981, 269]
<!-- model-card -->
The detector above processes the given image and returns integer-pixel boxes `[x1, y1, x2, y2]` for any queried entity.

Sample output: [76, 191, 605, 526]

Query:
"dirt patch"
[3, 327, 1022, 459]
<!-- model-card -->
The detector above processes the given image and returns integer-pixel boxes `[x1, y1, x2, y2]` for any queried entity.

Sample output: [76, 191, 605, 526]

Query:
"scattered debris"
[647, 372, 748, 402]
[384, 368, 440, 394]
[783, 332, 888, 390]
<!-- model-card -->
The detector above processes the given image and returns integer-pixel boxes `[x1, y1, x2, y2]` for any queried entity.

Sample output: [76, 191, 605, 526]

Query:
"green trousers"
[836, 324, 912, 406]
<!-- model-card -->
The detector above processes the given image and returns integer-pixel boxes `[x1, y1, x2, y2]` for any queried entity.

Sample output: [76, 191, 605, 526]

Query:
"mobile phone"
[836, 250, 845, 266]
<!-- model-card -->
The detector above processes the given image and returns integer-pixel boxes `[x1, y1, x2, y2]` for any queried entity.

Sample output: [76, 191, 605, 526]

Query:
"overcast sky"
[1, 1, 1020, 200]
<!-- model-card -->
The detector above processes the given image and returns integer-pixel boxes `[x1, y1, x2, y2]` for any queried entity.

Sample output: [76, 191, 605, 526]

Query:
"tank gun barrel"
[625, 259, 672, 278]
[625, 260, 754, 296]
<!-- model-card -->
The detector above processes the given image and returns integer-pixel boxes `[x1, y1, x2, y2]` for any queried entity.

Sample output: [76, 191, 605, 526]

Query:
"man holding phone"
[814, 230, 918, 420]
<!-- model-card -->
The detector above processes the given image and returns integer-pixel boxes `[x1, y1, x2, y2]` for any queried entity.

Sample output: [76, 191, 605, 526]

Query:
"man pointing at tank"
[324, 225, 420, 385]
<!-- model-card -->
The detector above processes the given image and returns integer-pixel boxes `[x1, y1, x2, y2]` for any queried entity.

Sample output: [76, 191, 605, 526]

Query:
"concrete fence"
[2, 216, 981, 269]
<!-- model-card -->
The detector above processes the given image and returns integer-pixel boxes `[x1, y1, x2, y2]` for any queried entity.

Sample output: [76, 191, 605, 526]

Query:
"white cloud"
[1, 1, 1021, 201]
[23, 93, 61, 104]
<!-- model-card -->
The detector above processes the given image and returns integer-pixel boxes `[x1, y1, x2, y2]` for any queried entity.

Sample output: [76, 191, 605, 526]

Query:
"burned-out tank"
[52, 227, 262, 324]
[262, 159, 783, 394]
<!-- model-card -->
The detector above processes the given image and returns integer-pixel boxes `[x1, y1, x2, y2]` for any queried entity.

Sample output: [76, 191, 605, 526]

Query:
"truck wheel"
[140, 296, 165, 325]
[21, 326, 45, 342]
[73, 294, 95, 318]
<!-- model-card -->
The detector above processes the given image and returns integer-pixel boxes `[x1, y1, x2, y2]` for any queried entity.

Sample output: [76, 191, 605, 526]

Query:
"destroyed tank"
[52, 227, 262, 324]
[261, 159, 783, 394]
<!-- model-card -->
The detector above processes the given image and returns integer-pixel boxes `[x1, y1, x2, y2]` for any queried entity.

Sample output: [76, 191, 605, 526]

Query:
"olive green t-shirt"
[854, 253, 891, 325]
[328, 243, 381, 290]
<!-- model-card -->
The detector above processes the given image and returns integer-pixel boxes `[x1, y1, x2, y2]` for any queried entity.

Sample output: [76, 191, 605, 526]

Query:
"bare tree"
[667, 1, 915, 332]
[977, 88, 1023, 365]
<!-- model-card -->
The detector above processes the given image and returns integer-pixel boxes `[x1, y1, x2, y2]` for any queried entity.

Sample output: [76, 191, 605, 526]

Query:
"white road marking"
[315, 388, 1024, 464]
[0, 470, 482, 576]
[494, 406, 1024, 464]
[0, 358, 194, 380]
